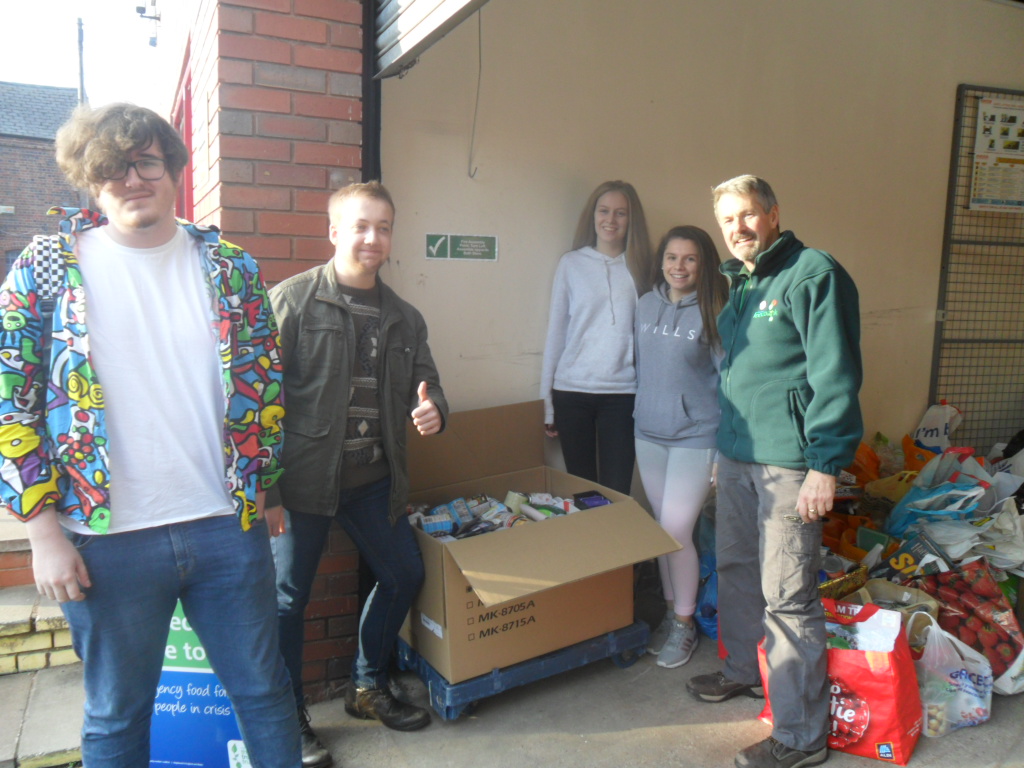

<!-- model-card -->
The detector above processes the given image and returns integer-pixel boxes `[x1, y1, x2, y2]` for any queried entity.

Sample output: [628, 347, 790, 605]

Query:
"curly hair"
[55, 103, 189, 191]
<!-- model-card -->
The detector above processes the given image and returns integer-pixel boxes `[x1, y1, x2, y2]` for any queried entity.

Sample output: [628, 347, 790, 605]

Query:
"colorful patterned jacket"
[0, 208, 285, 532]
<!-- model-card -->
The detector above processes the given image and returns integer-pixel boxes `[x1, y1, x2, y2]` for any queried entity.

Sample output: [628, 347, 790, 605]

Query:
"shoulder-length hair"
[571, 180, 652, 292]
[652, 225, 729, 349]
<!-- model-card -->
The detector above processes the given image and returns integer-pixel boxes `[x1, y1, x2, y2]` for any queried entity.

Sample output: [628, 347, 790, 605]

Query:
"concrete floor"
[307, 594, 1024, 768]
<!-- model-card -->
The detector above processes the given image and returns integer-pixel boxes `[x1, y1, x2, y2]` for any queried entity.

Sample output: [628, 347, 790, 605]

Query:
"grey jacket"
[266, 262, 448, 524]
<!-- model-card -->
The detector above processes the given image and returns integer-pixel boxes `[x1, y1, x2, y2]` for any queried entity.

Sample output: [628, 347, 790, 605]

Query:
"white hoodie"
[540, 246, 638, 423]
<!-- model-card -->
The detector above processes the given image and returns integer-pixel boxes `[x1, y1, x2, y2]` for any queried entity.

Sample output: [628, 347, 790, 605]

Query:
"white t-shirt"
[63, 226, 233, 534]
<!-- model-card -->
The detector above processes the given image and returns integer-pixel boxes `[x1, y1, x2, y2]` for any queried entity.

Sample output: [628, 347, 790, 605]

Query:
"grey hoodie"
[633, 283, 720, 448]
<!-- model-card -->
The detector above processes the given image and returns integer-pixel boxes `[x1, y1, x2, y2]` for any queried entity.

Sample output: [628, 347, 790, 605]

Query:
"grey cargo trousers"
[716, 456, 829, 752]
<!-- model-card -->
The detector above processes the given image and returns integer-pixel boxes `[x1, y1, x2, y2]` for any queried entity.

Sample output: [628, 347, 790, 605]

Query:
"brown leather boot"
[343, 682, 432, 731]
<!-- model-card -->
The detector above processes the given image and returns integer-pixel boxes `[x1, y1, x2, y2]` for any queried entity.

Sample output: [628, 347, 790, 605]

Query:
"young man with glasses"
[0, 103, 301, 767]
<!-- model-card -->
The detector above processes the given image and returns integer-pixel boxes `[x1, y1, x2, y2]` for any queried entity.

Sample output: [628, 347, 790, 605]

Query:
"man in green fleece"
[686, 175, 862, 768]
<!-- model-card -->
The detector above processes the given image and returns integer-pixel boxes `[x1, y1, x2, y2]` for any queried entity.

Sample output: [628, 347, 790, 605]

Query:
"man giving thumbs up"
[266, 181, 448, 765]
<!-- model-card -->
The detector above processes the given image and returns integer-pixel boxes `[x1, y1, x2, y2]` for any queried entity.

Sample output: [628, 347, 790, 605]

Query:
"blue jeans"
[715, 457, 828, 752]
[273, 476, 425, 699]
[61, 514, 300, 768]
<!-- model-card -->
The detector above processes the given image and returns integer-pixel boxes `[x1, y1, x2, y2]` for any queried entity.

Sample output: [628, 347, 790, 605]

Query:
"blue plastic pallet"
[396, 621, 650, 720]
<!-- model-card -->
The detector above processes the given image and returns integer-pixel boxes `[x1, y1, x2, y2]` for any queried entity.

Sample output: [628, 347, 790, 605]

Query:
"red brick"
[327, 616, 358, 637]
[293, 142, 361, 167]
[253, 11, 328, 43]
[302, 638, 348, 662]
[259, 258, 308, 285]
[304, 596, 357, 619]
[326, 573, 357, 597]
[328, 529, 355, 552]
[293, 238, 335, 263]
[295, 189, 331, 212]
[257, 114, 326, 141]
[218, 58, 254, 85]
[219, 32, 292, 64]
[218, 5, 253, 33]
[255, 162, 327, 188]
[304, 619, 326, 642]
[301, 660, 325, 683]
[219, 184, 292, 209]
[220, 135, 292, 161]
[294, 47, 361, 74]
[330, 23, 362, 49]
[295, 0, 362, 23]
[246, 237, 294, 260]
[0, 550, 31, 569]
[0, 568, 34, 588]
[216, 158, 255, 184]
[294, 94, 361, 121]
[254, 63, 326, 94]
[309, 573, 329, 602]
[258, 212, 328, 236]
[218, 209, 255, 234]
[317, 553, 358, 574]
[227, 0, 291, 11]
[219, 85, 292, 113]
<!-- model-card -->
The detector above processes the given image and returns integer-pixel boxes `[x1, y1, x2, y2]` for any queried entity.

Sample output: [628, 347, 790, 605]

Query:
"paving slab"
[18, 663, 82, 768]
[0, 671, 32, 768]
[0, 517, 28, 554]
[0, 586, 36, 637]
[310, 639, 1024, 768]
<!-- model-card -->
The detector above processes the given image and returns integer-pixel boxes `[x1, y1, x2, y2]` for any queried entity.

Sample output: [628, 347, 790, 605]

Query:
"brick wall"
[178, 0, 367, 703]
[0, 136, 79, 271]
[185, 0, 364, 285]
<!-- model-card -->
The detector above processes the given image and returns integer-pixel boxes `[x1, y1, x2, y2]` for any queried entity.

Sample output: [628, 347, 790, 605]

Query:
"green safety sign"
[426, 234, 497, 261]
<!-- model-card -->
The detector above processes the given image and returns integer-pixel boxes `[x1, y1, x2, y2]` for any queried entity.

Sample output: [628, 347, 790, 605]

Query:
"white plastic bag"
[913, 401, 963, 453]
[909, 613, 993, 737]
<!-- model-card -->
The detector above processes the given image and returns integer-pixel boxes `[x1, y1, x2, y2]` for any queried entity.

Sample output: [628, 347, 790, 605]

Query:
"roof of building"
[0, 81, 78, 140]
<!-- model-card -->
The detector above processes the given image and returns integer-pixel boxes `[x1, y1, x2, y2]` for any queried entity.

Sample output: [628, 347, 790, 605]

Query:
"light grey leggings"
[635, 439, 715, 617]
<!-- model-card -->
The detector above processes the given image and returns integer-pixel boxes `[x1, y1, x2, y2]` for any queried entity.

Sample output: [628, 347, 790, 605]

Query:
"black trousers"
[552, 389, 636, 495]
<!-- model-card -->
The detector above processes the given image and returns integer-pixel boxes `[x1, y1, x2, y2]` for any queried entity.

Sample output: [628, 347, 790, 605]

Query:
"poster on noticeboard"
[970, 96, 1024, 212]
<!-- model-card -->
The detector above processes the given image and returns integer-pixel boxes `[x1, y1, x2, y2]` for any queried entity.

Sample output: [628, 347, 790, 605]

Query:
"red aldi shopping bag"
[759, 600, 922, 765]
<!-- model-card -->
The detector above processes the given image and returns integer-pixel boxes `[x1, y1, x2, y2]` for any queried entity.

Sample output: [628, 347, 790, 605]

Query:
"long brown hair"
[571, 181, 653, 292]
[653, 225, 729, 349]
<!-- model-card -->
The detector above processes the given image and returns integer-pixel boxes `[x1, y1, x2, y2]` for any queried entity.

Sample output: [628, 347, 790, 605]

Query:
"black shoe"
[298, 706, 333, 768]
[344, 682, 432, 731]
[686, 671, 764, 702]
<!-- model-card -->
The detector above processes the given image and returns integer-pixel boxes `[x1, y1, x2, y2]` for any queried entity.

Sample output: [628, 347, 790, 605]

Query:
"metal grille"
[931, 84, 1024, 456]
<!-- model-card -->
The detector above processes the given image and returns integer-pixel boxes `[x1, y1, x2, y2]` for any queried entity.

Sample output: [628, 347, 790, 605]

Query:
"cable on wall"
[467, 11, 483, 179]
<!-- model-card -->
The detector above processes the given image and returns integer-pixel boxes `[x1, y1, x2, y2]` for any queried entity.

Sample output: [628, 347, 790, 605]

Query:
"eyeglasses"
[105, 157, 167, 181]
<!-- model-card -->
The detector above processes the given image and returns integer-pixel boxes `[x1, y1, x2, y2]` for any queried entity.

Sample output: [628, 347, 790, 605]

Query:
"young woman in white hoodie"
[541, 181, 652, 494]
[634, 225, 728, 668]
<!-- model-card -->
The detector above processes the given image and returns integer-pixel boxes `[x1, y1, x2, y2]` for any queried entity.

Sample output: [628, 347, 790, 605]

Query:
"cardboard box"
[402, 400, 680, 684]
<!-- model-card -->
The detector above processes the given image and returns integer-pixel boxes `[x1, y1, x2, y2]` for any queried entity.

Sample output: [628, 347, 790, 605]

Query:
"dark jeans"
[552, 389, 636, 494]
[272, 476, 425, 700]
[62, 515, 299, 768]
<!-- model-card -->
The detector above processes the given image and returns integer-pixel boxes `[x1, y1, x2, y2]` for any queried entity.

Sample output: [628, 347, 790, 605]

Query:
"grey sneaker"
[657, 619, 698, 668]
[686, 670, 764, 702]
[646, 608, 676, 654]
[735, 737, 828, 768]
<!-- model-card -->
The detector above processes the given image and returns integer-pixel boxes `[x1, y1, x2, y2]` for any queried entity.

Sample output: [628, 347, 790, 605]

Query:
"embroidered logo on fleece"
[752, 299, 778, 321]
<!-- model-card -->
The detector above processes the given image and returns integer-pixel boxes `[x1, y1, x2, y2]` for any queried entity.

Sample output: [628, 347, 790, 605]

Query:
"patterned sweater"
[0, 208, 285, 532]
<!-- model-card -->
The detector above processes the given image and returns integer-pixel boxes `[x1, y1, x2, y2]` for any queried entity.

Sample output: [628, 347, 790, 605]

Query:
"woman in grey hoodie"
[635, 225, 728, 668]
[541, 181, 652, 494]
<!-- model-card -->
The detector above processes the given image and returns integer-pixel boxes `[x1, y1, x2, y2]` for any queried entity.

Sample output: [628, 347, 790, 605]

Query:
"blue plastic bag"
[695, 551, 718, 639]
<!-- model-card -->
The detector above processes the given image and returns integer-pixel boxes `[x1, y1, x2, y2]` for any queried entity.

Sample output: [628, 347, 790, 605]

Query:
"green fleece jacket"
[717, 230, 862, 475]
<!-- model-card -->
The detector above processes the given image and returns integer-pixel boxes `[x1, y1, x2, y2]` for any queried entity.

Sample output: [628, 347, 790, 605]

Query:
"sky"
[0, 0, 193, 114]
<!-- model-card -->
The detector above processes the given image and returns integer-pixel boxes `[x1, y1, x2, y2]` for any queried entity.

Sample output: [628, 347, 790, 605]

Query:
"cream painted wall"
[377, 0, 1024, 444]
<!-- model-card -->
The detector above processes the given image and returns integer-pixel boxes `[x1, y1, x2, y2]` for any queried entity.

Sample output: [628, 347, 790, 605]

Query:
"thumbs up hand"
[411, 380, 442, 435]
